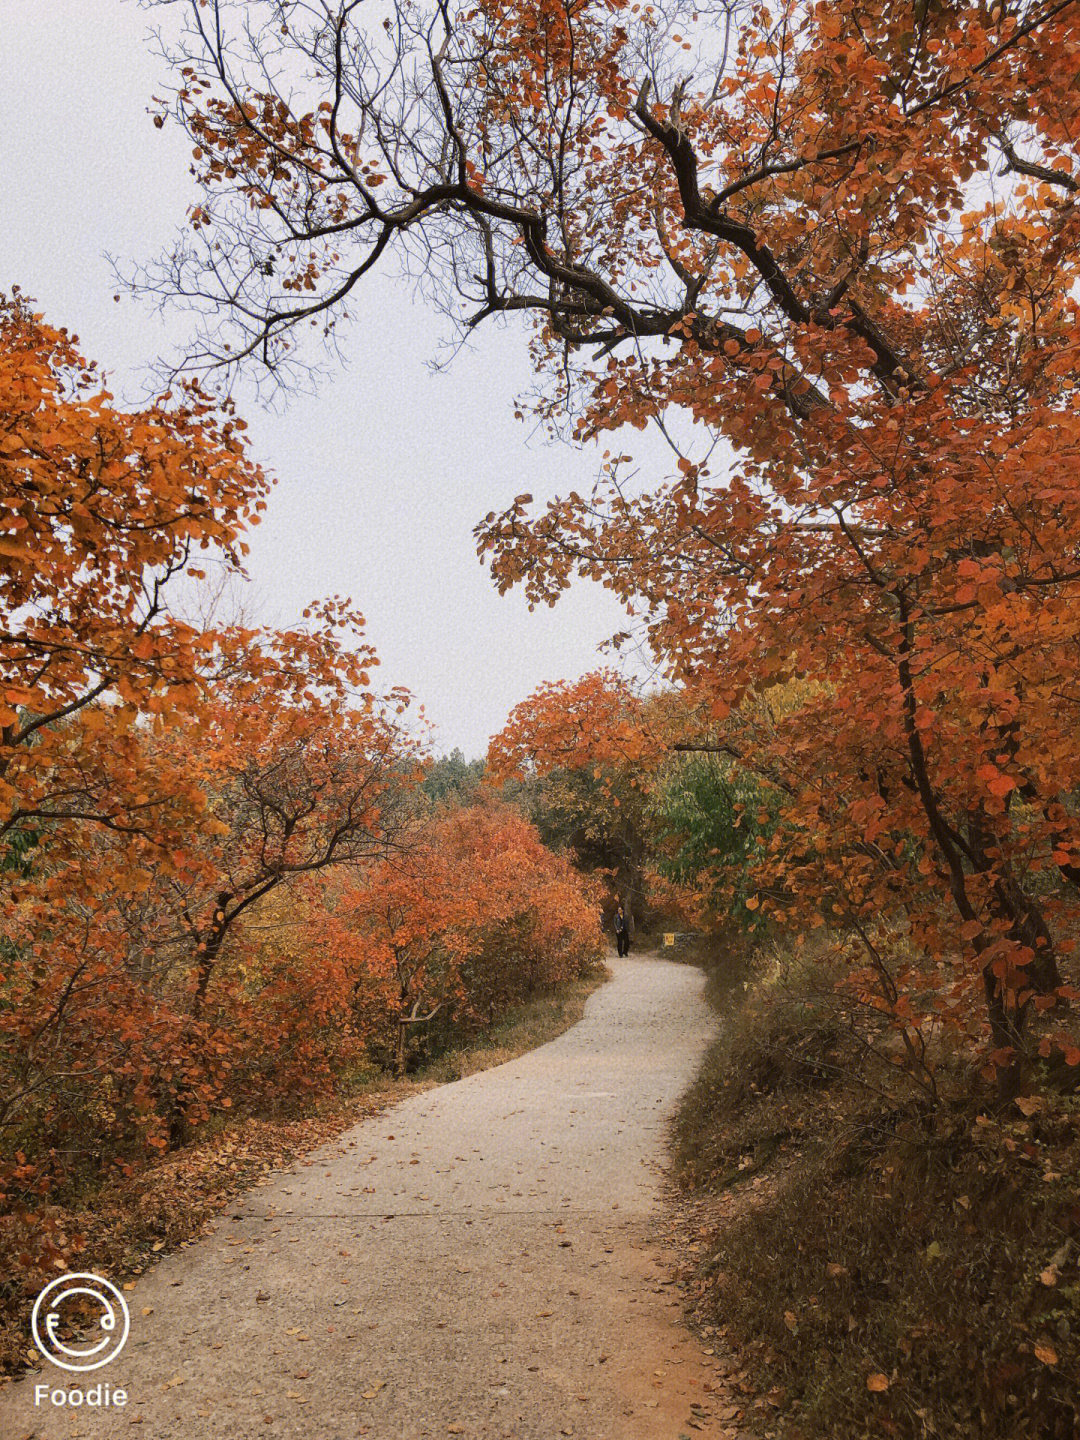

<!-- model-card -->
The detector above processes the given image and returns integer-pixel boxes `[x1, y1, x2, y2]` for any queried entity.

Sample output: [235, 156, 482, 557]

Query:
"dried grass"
[675, 935, 1080, 1440]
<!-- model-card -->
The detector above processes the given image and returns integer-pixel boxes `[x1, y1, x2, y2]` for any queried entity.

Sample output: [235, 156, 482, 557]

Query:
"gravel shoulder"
[3, 955, 726, 1440]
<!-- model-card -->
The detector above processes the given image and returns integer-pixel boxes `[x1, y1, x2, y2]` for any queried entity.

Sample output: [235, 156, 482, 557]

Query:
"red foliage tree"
[0, 292, 268, 855]
[488, 671, 660, 922]
[331, 802, 603, 1074]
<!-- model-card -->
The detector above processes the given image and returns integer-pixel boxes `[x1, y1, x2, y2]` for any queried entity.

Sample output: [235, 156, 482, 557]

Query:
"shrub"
[677, 936, 1080, 1440]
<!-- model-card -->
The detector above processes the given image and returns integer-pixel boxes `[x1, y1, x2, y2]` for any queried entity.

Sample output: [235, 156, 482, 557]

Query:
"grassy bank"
[674, 938, 1080, 1440]
[0, 966, 606, 1380]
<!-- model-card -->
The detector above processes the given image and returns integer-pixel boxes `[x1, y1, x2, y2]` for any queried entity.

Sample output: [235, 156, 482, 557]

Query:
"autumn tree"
[0, 291, 268, 861]
[0, 293, 273, 1176]
[489, 672, 659, 924]
[149, 602, 416, 1023]
[0, 300, 418, 1180]
[491, 672, 772, 931]
[330, 801, 602, 1074]
[146, 0, 1080, 1091]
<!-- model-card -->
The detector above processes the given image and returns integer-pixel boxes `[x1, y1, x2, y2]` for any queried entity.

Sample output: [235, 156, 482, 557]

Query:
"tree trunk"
[191, 892, 233, 1022]
[394, 1019, 408, 1079]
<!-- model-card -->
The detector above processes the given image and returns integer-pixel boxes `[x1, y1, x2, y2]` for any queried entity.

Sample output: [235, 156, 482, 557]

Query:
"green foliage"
[421, 748, 485, 806]
[507, 764, 646, 907]
[652, 754, 777, 928]
[0, 822, 38, 877]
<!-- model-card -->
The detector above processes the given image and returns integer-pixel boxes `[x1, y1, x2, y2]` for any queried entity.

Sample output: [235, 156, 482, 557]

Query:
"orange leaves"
[488, 670, 660, 783]
[0, 296, 431, 1192]
[975, 764, 1017, 799]
[134, 0, 1080, 1107]
[0, 293, 270, 855]
[331, 801, 602, 1074]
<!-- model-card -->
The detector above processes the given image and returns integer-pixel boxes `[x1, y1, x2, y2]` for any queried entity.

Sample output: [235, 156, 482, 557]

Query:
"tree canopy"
[146, 0, 1080, 1093]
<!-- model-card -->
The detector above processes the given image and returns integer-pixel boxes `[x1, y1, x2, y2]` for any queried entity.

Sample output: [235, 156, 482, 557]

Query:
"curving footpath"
[3, 955, 724, 1440]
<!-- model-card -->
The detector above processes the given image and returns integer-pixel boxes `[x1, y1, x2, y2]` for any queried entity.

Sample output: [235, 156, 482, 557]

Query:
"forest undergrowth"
[674, 936, 1080, 1440]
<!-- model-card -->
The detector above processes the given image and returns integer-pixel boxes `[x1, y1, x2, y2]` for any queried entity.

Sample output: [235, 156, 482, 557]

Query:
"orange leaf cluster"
[326, 801, 604, 1075]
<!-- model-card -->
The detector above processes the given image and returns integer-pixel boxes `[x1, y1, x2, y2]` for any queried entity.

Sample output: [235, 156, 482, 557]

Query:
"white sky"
[0, 0, 672, 756]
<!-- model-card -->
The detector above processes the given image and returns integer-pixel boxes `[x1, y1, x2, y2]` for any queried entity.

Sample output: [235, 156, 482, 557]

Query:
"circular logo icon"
[31, 1273, 130, 1372]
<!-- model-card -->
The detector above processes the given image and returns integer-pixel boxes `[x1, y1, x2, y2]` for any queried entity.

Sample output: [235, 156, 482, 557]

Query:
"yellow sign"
[663, 932, 675, 948]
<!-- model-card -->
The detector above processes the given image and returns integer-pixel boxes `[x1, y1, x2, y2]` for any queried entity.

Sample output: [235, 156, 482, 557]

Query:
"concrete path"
[4, 956, 723, 1440]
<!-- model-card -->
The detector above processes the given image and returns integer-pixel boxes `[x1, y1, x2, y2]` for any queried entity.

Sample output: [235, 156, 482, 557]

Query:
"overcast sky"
[0, 0, 672, 756]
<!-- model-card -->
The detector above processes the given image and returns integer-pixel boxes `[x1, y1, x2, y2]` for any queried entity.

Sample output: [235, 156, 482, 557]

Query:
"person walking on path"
[614, 900, 630, 957]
